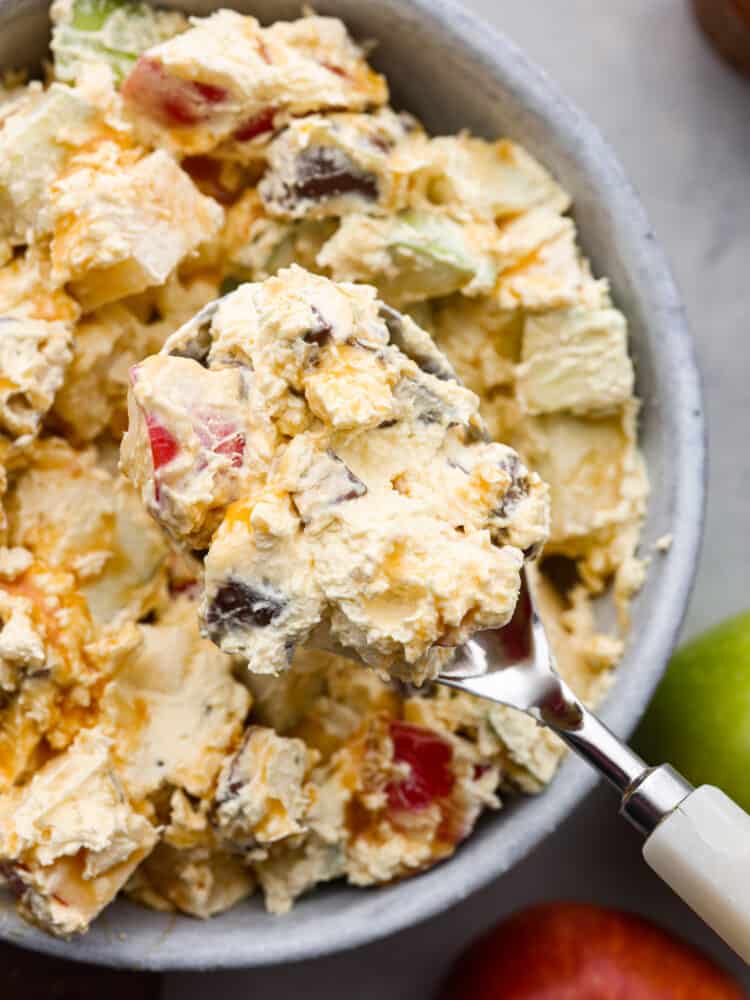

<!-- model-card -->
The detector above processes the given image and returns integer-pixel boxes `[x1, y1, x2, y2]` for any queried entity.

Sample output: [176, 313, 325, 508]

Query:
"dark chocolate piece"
[494, 454, 530, 519]
[291, 450, 367, 523]
[303, 306, 334, 347]
[290, 147, 378, 204]
[166, 301, 219, 367]
[326, 450, 367, 504]
[206, 578, 286, 639]
[379, 304, 457, 382]
[215, 729, 255, 802]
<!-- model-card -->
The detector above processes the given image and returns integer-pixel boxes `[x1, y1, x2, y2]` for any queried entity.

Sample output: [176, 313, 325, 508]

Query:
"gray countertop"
[167, 2, 750, 994]
[5, 0, 750, 994]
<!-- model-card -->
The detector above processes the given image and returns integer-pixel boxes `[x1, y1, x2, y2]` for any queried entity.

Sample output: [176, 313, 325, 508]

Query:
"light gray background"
[165, 1, 750, 994]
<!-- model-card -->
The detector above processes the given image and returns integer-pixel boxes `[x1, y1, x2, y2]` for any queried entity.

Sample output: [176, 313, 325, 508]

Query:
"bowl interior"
[0, 0, 704, 969]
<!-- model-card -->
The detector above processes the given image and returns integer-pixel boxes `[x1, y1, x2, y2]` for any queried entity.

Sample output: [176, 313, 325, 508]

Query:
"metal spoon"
[438, 570, 690, 840]
[437, 570, 750, 960]
[379, 302, 750, 961]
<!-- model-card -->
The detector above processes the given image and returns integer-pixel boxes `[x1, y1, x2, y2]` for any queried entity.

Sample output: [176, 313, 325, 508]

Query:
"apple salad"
[0, 0, 647, 937]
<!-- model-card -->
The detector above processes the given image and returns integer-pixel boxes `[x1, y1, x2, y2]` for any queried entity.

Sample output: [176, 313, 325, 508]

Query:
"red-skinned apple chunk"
[440, 902, 746, 1000]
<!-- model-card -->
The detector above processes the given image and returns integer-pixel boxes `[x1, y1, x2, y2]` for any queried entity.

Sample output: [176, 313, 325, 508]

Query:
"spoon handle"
[641, 784, 750, 963]
[542, 689, 750, 960]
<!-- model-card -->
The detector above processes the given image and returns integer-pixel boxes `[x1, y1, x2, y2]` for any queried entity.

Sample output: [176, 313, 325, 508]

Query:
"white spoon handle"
[643, 785, 750, 962]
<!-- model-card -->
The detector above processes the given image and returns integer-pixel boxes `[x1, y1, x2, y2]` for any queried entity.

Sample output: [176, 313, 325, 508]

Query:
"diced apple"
[51, 149, 224, 309]
[0, 83, 96, 249]
[51, 0, 187, 85]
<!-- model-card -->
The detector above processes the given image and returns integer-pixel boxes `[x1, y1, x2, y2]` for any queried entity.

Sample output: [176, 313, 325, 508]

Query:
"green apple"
[634, 611, 750, 811]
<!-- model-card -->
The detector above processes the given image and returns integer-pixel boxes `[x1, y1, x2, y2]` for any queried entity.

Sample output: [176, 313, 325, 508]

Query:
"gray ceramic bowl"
[0, 0, 705, 970]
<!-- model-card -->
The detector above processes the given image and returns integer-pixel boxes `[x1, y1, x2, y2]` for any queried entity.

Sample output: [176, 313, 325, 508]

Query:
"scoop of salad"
[121, 267, 549, 683]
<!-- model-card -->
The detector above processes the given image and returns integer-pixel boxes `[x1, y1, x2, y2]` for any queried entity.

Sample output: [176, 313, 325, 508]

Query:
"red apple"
[440, 902, 745, 1000]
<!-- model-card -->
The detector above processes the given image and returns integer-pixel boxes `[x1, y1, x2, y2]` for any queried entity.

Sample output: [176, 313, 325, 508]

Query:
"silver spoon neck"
[542, 676, 693, 836]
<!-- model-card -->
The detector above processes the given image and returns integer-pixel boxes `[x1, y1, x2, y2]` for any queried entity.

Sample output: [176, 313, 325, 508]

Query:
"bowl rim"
[0, 0, 705, 970]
